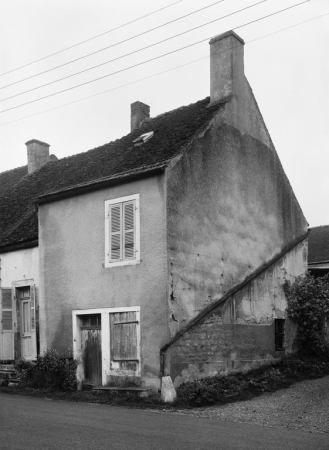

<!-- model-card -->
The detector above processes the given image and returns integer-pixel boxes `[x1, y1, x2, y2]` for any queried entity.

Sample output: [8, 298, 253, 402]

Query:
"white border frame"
[72, 306, 141, 386]
[104, 193, 140, 268]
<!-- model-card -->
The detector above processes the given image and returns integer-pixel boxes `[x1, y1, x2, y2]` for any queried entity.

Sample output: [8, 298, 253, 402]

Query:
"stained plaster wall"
[167, 239, 307, 386]
[0, 247, 39, 288]
[166, 93, 308, 338]
[0, 247, 39, 360]
[38, 174, 168, 388]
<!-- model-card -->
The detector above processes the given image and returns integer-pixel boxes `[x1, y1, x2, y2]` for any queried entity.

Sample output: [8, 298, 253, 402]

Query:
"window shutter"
[123, 201, 135, 259]
[30, 285, 36, 331]
[110, 311, 138, 360]
[110, 204, 122, 260]
[1, 288, 13, 331]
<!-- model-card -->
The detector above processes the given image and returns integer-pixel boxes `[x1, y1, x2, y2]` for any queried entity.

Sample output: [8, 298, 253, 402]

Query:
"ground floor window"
[275, 319, 285, 351]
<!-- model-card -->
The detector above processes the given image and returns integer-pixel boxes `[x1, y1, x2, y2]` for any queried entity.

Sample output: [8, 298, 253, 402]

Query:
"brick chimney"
[26, 139, 50, 174]
[131, 101, 150, 132]
[209, 30, 245, 105]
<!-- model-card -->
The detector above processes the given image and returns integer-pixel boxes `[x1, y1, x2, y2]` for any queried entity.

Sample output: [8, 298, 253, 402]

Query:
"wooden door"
[81, 314, 102, 385]
[109, 311, 140, 376]
[19, 286, 37, 360]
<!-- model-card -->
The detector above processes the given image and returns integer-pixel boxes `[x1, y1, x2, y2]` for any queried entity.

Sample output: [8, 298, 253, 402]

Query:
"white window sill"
[104, 259, 141, 269]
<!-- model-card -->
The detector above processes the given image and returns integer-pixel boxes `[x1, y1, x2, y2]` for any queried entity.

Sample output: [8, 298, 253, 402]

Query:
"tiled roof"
[308, 225, 329, 264]
[0, 97, 226, 249]
[0, 165, 28, 199]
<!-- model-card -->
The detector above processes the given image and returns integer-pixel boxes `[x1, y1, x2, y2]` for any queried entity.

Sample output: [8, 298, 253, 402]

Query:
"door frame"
[12, 279, 37, 360]
[72, 306, 140, 386]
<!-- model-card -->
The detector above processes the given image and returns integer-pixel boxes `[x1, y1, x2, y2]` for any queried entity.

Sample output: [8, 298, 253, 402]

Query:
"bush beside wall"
[15, 349, 77, 391]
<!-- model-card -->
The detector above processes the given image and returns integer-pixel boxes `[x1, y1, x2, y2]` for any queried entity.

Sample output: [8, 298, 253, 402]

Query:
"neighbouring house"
[308, 225, 329, 277]
[0, 31, 308, 389]
[0, 141, 57, 361]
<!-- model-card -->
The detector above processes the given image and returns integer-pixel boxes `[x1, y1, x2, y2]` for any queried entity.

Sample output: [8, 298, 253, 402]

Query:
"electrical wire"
[0, 0, 184, 77]
[0, 10, 326, 128]
[0, 0, 270, 103]
[0, 0, 226, 91]
[0, 0, 309, 114]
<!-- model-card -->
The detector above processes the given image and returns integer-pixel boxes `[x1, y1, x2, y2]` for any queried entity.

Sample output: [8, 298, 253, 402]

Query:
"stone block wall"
[165, 240, 306, 387]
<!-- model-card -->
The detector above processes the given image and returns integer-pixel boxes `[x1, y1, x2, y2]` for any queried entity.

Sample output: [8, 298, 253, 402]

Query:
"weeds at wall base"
[1, 353, 328, 408]
[176, 352, 329, 406]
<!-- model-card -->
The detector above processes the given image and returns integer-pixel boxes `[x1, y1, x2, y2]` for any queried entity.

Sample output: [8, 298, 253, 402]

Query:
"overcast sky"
[0, 0, 328, 227]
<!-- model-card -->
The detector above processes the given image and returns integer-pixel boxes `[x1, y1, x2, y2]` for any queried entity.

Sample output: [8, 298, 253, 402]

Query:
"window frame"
[104, 193, 140, 268]
[274, 318, 285, 351]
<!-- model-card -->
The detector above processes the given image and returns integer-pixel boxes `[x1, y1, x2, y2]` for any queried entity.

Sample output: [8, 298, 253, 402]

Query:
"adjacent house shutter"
[110, 204, 122, 260]
[123, 201, 135, 259]
[1, 288, 13, 331]
[30, 285, 36, 331]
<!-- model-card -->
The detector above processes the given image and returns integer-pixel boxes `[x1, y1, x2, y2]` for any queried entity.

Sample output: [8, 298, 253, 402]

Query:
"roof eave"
[37, 163, 167, 205]
[308, 260, 329, 267]
[0, 239, 38, 254]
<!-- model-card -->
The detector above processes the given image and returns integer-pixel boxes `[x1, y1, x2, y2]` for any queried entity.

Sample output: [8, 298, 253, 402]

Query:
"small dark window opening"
[81, 314, 101, 329]
[275, 319, 285, 351]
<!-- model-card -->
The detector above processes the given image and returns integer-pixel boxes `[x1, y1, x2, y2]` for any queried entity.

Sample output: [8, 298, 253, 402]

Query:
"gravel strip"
[160, 376, 329, 434]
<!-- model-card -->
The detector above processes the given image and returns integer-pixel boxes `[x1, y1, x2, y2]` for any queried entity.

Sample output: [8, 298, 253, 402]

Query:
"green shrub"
[177, 373, 246, 405]
[15, 349, 78, 391]
[176, 355, 329, 406]
[284, 274, 329, 353]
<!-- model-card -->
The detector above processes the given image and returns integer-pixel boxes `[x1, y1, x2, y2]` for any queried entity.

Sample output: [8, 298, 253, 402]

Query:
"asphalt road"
[0, 394, 328, 450]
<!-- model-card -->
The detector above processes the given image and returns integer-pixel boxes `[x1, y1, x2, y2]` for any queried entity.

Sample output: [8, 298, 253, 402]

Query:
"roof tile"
[0, 165, 28, 199]
[0, 97, 225, 249]
[308, 225, 329, 264]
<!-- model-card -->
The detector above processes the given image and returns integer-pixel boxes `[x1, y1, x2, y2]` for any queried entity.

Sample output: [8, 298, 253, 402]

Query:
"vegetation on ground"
[14, 349, 77, 391]
[1, 353, 328, 408]
[176, 353, 329, 406]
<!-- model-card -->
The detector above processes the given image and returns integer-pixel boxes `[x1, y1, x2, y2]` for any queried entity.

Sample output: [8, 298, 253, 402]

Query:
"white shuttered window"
[105, 194, 140, 268]
[1, 288, 13, 332]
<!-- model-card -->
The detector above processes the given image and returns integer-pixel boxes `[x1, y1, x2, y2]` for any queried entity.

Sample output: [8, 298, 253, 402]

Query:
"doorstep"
[0, 364, 19, 386]
[0, 364, 15, 371]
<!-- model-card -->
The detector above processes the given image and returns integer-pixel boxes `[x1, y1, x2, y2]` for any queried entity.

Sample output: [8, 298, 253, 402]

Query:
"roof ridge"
[151, 96, 211, 121]
[309, 225, 329, 229]
[0, 164, 27, 176]
[45, 97, 213, 165]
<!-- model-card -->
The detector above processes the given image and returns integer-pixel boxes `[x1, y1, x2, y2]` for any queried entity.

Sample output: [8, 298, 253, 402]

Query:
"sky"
[0, 0, 328, 227]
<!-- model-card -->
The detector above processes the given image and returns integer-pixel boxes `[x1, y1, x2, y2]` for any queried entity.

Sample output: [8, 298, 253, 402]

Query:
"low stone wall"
[168, 321, 285, 387]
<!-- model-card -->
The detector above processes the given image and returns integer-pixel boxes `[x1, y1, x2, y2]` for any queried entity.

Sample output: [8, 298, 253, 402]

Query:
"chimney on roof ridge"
[25, 139, 50, 174]
[131, 101, 150, 132]
[209, 30, 245, 105]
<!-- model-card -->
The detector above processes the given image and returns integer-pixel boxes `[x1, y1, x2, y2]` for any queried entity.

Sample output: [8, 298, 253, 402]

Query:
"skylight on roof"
[133, 131, 154, 147]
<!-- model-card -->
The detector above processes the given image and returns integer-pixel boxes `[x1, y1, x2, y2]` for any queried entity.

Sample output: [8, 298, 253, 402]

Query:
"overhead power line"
[0, 0, 266, 102]
[0, 0, 184, 77]
[0, 0, 226, 91]
[0, 0, 310, 115]
[0, 10, 327, 128]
